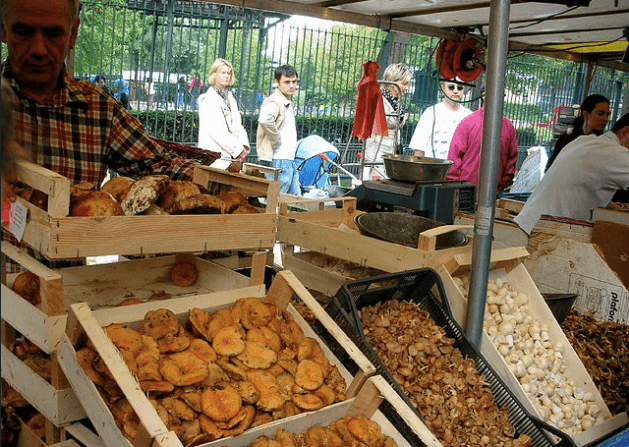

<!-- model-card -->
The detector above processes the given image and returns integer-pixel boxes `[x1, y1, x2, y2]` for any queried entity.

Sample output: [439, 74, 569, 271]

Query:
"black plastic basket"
[314, 268, 575, 447]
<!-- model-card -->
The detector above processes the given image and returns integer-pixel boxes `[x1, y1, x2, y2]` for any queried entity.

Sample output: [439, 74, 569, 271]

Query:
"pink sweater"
[446, 108, 518, 189]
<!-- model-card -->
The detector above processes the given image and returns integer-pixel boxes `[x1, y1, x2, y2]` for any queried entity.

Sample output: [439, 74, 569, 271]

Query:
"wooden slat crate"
[200, 375, 442, 447]
[57, 270, 377, 447]
[3, 161, 279, 260]
[277, 198, 529, 274]
[1, 242, 254, 353]
[436, 262, 629, 446]
[283, 251, 387, 298]
[0, 242, 254, 436]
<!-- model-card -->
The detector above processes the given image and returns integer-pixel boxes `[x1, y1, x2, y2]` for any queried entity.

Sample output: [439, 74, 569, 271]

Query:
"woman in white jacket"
[198, 59, 250, 166]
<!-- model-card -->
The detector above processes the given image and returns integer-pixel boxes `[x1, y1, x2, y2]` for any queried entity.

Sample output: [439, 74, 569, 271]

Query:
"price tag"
[9, 200, 28, 242]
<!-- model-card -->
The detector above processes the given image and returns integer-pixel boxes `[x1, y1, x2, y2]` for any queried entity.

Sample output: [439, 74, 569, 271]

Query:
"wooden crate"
[282, 251, 387, 298]
[436, 262, 629, 446]
[1, 242, 254, 353]
[206, 375, 441, 447]
[1, 242, 254, 434]
[277, 199, 529, 274]
[3, 161, 279, 260]
[57, 270, 377, 447]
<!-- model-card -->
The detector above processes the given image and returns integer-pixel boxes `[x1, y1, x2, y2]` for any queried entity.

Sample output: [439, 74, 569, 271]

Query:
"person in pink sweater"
[446, 92, 518, 192]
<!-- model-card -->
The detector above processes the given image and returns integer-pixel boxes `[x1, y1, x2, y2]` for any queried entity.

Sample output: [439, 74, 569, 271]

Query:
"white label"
[9, 200, 28, 242]
[476, 206, 493, 236]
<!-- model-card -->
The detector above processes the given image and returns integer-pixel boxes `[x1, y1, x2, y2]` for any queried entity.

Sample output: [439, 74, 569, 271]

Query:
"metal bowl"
[383, 154, 453, 183]
[354, 212, 467, 249]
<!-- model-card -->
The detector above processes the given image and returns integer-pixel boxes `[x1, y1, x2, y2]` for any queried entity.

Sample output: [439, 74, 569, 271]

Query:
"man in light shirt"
[408, 80, 472, 159]
[514, 113, 629, 234]
[256, 65, 301, 195]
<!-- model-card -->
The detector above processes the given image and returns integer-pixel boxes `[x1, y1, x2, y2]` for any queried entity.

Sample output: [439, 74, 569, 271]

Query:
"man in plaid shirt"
[1, 0, 202, 268]
[1, 0, 200, 186]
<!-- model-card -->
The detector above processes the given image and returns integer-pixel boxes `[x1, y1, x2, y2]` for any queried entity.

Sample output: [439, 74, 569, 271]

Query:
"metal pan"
[354, 212, 468, 249]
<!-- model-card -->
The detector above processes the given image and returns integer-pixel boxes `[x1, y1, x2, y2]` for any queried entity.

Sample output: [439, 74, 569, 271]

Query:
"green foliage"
[503, 102, 541, 122]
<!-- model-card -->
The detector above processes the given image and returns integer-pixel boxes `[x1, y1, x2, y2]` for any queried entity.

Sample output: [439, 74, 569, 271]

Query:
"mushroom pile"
[245, 416, 397, 447]
[560, 312, 628, 416]
[359, 299, 531, 447]
[76, 297, 347, 446]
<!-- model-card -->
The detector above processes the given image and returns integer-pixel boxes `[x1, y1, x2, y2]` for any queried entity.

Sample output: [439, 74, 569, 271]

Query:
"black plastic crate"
[314, 268, 575, 447]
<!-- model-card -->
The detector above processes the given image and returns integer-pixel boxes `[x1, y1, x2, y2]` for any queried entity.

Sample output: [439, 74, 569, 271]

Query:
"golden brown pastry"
[69, 191, 124, 216]
[169, 194, 225, 215]
[100, 176, 135, 203]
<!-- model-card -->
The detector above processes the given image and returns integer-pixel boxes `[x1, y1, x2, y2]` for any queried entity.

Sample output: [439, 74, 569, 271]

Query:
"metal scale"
[346, 178, 475, 224]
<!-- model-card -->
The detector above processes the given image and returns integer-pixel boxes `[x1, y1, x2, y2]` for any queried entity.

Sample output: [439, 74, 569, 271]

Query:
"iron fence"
[3, 0, 627, 176]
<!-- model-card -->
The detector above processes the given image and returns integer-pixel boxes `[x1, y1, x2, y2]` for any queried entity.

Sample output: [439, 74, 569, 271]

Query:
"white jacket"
[197, 88, 250, 160]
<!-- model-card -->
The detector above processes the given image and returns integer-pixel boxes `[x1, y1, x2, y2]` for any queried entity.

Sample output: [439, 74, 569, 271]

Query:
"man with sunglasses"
[408, 80, 472, 159]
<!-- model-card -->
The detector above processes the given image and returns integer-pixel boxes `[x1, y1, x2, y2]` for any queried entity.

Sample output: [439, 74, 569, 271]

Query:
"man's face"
[443, 82, 465, 101]
[275, 75, 298, 99]
[1, 0, 79, 94]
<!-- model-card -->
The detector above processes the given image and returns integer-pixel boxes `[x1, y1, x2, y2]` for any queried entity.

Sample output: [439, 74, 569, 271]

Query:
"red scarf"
[352, 61, 387, 140]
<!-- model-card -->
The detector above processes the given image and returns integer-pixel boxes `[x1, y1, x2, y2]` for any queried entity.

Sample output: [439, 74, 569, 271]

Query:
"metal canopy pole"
[465, 0, 511, 347]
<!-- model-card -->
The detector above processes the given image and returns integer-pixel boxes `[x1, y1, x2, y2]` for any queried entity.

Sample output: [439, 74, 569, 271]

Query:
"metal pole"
[465, 0, 511, 347]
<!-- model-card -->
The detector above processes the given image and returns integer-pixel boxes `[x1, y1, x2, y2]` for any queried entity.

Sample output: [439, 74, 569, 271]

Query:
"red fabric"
[352, 61, 387, 140]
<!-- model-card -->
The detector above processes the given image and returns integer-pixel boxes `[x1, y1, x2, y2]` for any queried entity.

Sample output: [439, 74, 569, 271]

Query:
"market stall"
[3, 0, 628, 446]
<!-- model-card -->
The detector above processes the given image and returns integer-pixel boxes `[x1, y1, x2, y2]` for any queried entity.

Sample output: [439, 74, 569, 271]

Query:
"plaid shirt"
[3, 63, 198, 186]
[2, 64, 200, 271]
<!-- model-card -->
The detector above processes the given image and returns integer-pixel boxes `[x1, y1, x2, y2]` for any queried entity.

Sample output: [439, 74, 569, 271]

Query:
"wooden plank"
[248, 251, 267, 287]
[15, 160, 71, 218]
[1, 285, 66, 353]
[455, 213, 529, 248]
[56, 334, 131, 447]
[278, 216, 464, 273]
[283, 251, 351, 297]
[417, 224, 472, 251]
[442, 246, 530, 277]
[68, 303, 169, 442]
[64, 422, 106, 447]
[59, 255, 250, 309]
[1, 345, 86, 425]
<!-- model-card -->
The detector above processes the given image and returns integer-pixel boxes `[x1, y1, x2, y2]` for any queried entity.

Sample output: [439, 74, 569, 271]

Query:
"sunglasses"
[446, 84, 465, 92]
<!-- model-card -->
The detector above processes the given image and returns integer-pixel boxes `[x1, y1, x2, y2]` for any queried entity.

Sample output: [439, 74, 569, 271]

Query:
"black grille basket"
[313, 268, 575, 447]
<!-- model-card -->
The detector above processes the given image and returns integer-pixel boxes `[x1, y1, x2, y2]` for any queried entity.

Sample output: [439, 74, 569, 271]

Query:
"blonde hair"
[207, 59, 235, 87]
[383, 63, 412, 85]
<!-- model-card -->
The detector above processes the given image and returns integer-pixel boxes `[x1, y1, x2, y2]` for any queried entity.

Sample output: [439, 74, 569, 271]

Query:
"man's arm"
[446, 123, 466, 180]
[257, 97, 282, 149]
[500, 120, 519, 188]
[107, 106, 200, 181]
